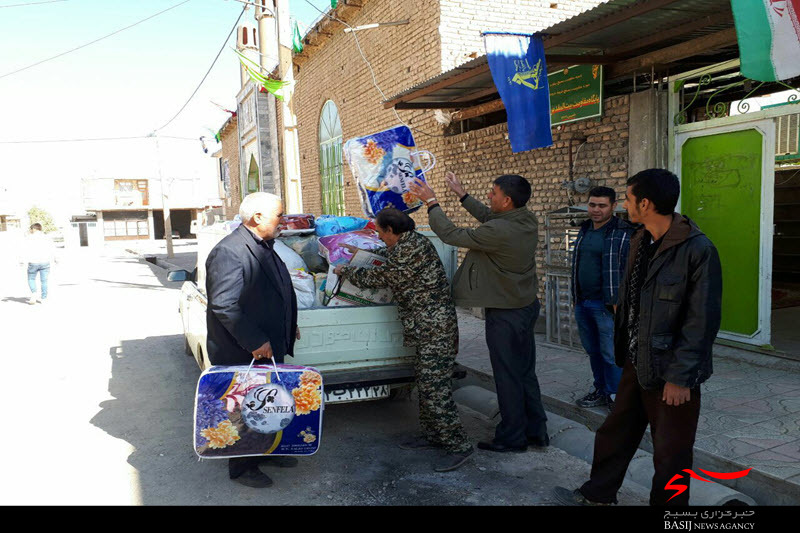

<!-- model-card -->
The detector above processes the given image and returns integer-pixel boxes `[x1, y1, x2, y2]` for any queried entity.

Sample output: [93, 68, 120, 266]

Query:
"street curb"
[125, 248, 183, 272]
[452, 365, 757, 506]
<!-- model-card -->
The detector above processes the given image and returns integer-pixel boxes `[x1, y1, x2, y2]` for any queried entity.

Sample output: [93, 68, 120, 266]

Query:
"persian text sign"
[549, 64, 603, 126]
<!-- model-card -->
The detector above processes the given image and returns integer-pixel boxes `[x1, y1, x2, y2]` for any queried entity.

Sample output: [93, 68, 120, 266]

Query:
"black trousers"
[484, 299, 548, 446]
[580, 359, 701, 505]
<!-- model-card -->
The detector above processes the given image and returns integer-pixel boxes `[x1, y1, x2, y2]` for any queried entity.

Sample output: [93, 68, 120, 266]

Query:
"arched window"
[242, 28, 248, 46]
[319, 100, 345, 215]
[247, 154, 260, 195]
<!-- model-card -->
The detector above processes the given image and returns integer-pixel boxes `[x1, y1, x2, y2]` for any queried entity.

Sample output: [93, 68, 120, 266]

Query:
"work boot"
[576, 389, 607, 408]
[398, 436, 441, 450]
[552, 487, 613, 506]
[28, 295, 36, 305]
[434, 447, 474, 472]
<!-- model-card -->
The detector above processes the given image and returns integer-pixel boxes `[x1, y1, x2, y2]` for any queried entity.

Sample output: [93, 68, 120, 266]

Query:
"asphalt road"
[0, 242, 649, 505]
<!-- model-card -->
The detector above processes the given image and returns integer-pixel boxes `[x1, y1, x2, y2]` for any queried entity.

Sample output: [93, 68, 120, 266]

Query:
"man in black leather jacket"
[555, 168, 722, 506]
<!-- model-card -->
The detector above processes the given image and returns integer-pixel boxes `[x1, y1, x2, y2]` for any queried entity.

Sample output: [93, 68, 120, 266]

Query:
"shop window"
[319, 100, 345, 216]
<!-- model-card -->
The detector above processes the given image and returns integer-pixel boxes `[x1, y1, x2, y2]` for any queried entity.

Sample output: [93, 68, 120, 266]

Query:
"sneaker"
[552, 486, 613, 506]
[398, 437, 441, 451]
[28, 295, 36, 305]
[576, 389, 607, 408]
[606, 395, 615, 412]
[434, 447, 474, 472]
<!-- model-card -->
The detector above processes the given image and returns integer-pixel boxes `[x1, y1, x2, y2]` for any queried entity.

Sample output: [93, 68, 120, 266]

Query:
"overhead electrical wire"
[0, 0, 69, 7]
[153, 4, 246, 133]
[0, 135, 198, 144]
[1, 2, 243, 145]
[0, 0, 192, 81]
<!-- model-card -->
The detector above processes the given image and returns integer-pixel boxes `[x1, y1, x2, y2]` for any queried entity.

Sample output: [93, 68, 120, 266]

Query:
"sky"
[0, 0, 331, 224]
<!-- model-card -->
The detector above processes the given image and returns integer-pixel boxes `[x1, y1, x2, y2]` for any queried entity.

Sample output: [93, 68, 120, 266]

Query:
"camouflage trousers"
[415, 339, 472, 454]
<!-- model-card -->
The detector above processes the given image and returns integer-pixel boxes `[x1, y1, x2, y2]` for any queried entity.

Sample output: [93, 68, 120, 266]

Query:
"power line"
[0, 135, 198, 144]
[0, 0, 192, 81]
[0, 0, 69, 7]
[153, 4, 246, 133]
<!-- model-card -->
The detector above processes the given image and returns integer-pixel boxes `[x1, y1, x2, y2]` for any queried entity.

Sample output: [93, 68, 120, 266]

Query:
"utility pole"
[255, 0, 302, 214]
[274, 0, 303, 214]
[152, 133, 174, 258]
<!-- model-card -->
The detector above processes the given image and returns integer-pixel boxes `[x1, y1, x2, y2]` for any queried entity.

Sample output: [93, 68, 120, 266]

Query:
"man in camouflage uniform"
[335, 209, 473, 472]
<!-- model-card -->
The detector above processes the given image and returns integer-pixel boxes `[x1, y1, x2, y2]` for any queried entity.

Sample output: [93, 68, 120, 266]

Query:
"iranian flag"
[731, 0, 800, 81]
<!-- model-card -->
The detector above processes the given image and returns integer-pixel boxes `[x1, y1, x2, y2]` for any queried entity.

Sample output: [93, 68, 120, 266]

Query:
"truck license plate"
[325, 384, 391, 404]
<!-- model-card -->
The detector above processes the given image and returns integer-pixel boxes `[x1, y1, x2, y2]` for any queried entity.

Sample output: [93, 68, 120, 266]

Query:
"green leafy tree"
[27, 206, 58, 233]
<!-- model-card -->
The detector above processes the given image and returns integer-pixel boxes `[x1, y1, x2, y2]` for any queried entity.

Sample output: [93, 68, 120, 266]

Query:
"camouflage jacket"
[339, 230, 458, 347]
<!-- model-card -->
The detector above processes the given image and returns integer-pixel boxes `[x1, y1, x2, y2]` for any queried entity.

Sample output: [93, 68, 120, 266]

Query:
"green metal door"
[680, 128, 764, 337]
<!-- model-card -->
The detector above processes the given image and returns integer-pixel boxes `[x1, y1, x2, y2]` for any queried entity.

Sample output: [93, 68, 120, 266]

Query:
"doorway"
[676, 120, 775, 346]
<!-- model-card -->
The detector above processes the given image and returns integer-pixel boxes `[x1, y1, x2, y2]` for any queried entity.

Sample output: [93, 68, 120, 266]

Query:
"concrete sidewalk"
[118, 239, 199, 273]
[455, 308, 800, 506]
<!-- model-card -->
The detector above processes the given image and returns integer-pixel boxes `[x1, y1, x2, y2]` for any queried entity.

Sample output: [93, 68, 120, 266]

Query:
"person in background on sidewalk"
[205, 192, 301, 489]
[572, 187, 635, 412]
[554, 168, 722, 506]
[409, 171, 548, 454]
[334, 208, 473, 472]
[22, 223, 56, 305]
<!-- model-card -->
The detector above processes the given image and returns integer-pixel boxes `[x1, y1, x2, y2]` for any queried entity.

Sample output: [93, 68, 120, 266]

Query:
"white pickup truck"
[171, 223, 458, 404]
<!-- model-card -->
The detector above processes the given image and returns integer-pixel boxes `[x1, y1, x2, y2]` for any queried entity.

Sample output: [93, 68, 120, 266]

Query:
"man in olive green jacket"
[410, 172, 548, 453]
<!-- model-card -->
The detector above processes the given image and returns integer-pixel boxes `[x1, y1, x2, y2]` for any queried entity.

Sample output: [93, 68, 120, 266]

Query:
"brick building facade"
[288, 0, 632, 299]
[215, 114, 242, 220]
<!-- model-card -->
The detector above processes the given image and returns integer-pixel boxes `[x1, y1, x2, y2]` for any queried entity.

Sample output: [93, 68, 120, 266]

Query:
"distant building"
[212, 113, 242, 220]
[81, 177, 221, 241]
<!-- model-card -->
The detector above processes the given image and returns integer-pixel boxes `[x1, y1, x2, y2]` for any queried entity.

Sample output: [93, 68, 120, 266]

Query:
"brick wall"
[423, 94, 631, 298]
[292, 0, 443, 217]
[439, 0, 601, 71]
[219, 116, 242, 220]
[290, 0, 631, 301]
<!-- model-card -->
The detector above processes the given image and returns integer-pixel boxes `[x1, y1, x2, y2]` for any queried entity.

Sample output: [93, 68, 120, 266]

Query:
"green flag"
[292, 20, 304, 54]
[234, 49, 290, 101]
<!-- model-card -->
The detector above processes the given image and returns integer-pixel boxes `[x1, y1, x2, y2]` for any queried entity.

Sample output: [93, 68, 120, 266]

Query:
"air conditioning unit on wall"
[776, 114, 800, 156]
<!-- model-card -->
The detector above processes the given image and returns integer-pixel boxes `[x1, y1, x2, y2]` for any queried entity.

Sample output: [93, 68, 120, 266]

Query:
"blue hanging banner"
[483, 32, 553, 153]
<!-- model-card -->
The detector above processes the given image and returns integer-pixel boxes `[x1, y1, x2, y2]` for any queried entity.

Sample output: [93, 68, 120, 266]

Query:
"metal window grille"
[544, 206, 586, 350]
[319, 100, 345, 216]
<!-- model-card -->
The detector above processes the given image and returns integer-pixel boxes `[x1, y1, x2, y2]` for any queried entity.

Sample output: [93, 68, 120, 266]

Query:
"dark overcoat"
[205, 224, 298, 366]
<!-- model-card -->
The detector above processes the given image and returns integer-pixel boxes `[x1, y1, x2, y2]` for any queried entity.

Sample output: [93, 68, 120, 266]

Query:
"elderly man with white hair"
[205, 192, 300, 488]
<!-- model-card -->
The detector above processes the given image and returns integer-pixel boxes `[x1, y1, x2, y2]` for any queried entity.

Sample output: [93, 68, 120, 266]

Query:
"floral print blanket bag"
[194, 360, 323, 458]
[343, 124, 435, 217]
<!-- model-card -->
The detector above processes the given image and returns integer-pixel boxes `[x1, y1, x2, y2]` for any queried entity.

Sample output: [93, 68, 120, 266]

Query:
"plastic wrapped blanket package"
[194, 363, 323, 458]
[280, 235, 328, 273]
[323, 249, 393, 307]
[314, 215, 373, 237]
[343, 125, 434, 217]
[277, 214, 315, 236]
[318, 229, 384, 266]
[290, 270, 316, 309]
